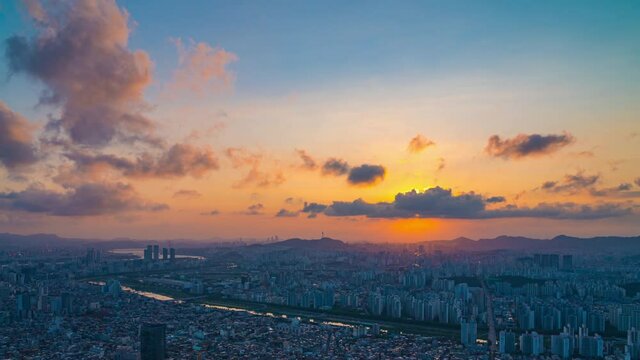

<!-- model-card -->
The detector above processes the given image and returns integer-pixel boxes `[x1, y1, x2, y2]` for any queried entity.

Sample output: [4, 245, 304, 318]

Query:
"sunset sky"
[0, 0, 639, 242]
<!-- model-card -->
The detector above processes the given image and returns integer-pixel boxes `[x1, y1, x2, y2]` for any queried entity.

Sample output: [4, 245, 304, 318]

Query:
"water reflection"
[114, 283, 356, 329]
[109, 248, 205, 260]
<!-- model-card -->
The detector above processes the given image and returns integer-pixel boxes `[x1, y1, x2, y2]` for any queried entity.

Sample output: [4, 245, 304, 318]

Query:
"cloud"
[347, 164, 386, 186]
[589, 183, 640, 198]
[6, 0, 158, 147]
[436, 157, 446, 172]
[488, 202, 632, 220]
[485, 196, 506, 203]
[0, 101, 38, 170]
[173, 189, 202, 199]
[302, 202, 327, 213]
[23, 0, 47, 23]
[244, 203, 264, 215]
[295, 149, 317, 170]
[65, 143, 219, 178]
[315, 186, 632, 220]
[167, 38, 237, 96]
[485, 133, 575, 159]
[284, 197, 300, 205]
[576, 150, 595, 157]
[322, 158, 350, 176]
[201, 210, 220, 216]
[324, 198, 397, 217]
[225, 147, 285, 188]
[393, 187, 486, 218]
[407, 134, 435, 153]
[0, 182, 167, 216]
[635, 178, 640, 187]
[541, 172, 599, 194]
[301, 202, 327, 219]
[275, 209, 298, 217]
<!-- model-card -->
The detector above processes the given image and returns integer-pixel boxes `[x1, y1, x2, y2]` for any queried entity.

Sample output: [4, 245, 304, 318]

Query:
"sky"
[0, 0, 639, 242]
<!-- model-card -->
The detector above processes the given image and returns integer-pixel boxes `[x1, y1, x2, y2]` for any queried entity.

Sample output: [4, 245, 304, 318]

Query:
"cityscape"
[1, 0, 639, 359]
[2, 235, 640, 359]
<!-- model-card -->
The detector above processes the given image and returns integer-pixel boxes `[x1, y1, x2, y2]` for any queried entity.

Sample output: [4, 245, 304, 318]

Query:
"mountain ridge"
[1, 232, 639, 253]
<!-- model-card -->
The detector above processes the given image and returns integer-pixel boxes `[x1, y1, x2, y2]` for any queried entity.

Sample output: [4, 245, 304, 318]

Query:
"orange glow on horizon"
[389, 218, 442, 239]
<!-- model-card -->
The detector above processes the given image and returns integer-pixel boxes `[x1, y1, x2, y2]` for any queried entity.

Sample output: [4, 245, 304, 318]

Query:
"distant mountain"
[427, 235, 640, 253]
[257, 237, 347, 251]
[2, 232, 640, 254]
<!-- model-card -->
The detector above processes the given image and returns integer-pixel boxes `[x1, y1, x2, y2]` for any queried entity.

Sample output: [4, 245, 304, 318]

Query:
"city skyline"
[1, 0, 639, 242]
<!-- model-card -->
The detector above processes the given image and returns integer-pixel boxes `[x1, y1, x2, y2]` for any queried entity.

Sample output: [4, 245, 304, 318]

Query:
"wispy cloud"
[166, 37, 237, 96]
[407, 134, 435, 153]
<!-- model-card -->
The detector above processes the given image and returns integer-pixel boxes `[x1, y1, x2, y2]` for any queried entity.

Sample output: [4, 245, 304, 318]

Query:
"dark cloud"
[0, 102, 38, 170]
[589, 183, 640, 198]
[485, 196, 506, 203]
[275, 209, 298, 217]
[393, 187, 486, 218]
[488, 202, 632, 220]
[636, 178, 640, 187]
[325, 199, 398, 218]
[302, 202, 327, 219]
[65, 143, 219, 178]
[6, 0, 159, 147]
[244, 203, 264, 215]
[407, 134, 435, 153]
[302, 202, 327, 213]
[618, 183, 633, 191]
[0, 182, 167, 216]
[541, 172, 599, 193]
[295, 149, 317, 170]
[541, 181, 557, 190]
[315, 186, 632, 220]
[485, 133, 575, 159]
[347, 164, 386, 186]
[201, 210, 220, 216]
[321, 158, 350, 176]
[172, 189, 202, 199]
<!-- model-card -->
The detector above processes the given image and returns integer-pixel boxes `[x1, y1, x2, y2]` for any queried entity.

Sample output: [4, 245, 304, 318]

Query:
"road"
[480, 276, 497, 358]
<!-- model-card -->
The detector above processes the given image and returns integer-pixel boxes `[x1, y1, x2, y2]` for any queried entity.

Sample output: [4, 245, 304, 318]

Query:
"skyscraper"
[144, 245, 153, 261]
[562, 254, 573, 270]
[520, 331, 544, 356]
[460, 319, 477, 346]
[140, 322, 166, 360]
[153, 245, 160, 261]
[162, 247, 168, 260]
[499, 330, 516, 354]
[169, 248, 176, 261]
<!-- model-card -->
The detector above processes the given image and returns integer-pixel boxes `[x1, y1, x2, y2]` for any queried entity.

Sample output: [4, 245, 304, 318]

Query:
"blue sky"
[4, 0, 640, 103]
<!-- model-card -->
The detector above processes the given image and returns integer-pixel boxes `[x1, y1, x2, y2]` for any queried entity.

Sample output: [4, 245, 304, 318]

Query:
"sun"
[389, 218, 442, 238]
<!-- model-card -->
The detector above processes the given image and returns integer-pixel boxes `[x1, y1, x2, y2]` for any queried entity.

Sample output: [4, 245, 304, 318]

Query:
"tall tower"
[144, 245, 153, 261]
[140, 322, 166, 360]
